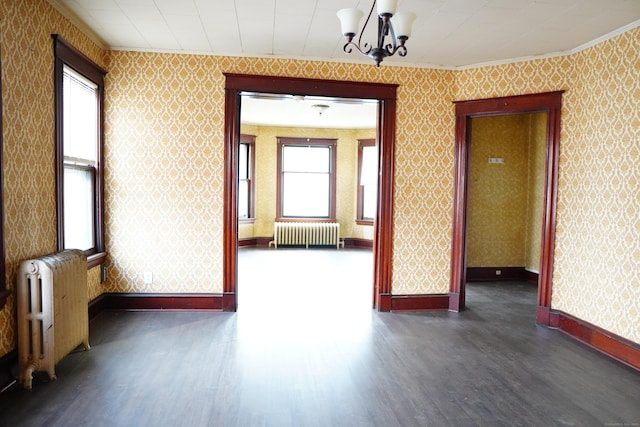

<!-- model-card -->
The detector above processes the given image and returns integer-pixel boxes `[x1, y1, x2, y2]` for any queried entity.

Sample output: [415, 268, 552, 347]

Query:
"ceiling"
[48, 0, 640, 128]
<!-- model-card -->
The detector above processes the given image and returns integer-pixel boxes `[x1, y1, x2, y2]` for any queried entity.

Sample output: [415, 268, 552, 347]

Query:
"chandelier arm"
[343, 41, 372, 56]
[356, 1, 377, 55]
[384, 20, 398, 55]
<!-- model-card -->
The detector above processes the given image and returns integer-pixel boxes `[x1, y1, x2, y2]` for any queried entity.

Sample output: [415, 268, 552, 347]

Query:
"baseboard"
[96, 293, 224, 312]
[466, 267, 528, 281]
[390, 294, 450, 312]
[526, 270, 539, 284]
[343, 238, 373, 249]
[239, 237, 272, 247]
[550, 310, 640, 372]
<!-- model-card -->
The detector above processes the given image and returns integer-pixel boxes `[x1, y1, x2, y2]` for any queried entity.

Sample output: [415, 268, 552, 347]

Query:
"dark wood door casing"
[449, 91, 564, 325]
[223, 74, 398, 311]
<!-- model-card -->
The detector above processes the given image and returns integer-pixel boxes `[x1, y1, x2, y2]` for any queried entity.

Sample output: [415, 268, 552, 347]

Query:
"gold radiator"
[17, 250, 90, 390]
[269, 222, 343, 249]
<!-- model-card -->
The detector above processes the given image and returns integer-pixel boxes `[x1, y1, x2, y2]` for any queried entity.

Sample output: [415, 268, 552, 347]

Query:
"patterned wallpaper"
[104, 51, 456, 298]
[455, 28, 640, 343]
[467, 114, 543, 269]
[1, 1, 639, 358]
[0, 0, 106, 356]
[525, 113, 547, 272]
[238, 124, 375, 241]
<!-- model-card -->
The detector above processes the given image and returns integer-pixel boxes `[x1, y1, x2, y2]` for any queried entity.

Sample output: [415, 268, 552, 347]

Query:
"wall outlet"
[495, 270, 502, 276]
[143, 271, 153, 285]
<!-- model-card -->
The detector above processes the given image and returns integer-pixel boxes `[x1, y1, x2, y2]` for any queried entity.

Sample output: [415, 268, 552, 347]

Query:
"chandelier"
[337, 0, 416, 67]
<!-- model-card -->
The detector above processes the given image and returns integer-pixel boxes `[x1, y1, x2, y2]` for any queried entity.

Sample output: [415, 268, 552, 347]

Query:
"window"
[238, 134, 255, 221]
[54, 35, 106, 265]
[357, 139, 378, 224]
[277, 137, 337, 220]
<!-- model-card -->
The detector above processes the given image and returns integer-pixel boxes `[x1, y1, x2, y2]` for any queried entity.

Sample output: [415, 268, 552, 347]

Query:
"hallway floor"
[1, 248, 639, 426]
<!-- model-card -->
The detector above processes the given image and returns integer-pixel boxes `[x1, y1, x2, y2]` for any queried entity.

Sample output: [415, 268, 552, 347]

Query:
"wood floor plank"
[1, 249, 639, 426]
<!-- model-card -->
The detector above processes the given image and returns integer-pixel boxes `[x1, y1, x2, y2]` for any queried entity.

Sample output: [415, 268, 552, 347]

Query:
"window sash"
[63, 165, 96, 251]
[277, 138, 336, 220]
[357, 139, 377, 222]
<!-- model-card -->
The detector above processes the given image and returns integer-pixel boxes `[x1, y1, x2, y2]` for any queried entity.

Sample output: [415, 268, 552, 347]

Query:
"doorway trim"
[449, 91, 564, 325]
[223, 74, 398, 311]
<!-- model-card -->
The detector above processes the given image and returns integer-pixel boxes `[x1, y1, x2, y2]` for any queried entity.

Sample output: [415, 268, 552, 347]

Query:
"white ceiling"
[48, 0, 640, 128]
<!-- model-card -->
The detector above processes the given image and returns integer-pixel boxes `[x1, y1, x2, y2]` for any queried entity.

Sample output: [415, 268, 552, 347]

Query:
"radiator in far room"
[17, 250, 90, 390]
[269, 222, 343, 249]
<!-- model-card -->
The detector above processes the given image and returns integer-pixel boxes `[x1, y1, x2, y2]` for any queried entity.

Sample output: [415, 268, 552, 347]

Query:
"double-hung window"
[277, 137, 337, 220]
[238, 134, 255, 221]
[357, 139, 377, 224]
[54, 35, 106, 264]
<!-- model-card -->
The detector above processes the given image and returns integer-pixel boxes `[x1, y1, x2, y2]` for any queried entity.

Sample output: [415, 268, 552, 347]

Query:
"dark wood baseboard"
[343, 238, 373, 249]
[390, 294, 450, 312]
[96, 293, 224, 312]
[466, 267, 528, 282]
[239, 237, 272, 247]
[550, 310, 640, 372]
[526, 270, 539, 284]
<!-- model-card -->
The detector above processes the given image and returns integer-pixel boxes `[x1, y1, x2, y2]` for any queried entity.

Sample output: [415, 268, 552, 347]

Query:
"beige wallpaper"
[0, 0, 106, 356]
[1, 1, 639, 358]
[468, 114, 533, 268]
[238, 124, 375, 241]
[455, 28, 640, 343]
[104, 51, 456, 298]
[466, 113, 545, 270]
[525, 113, 547, 272]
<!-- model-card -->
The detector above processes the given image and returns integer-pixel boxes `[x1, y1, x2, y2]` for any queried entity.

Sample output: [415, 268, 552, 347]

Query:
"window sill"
[87, 251, 107, 269]
[356, 219, 374, 226]
[239, 218, 256, 224]
[276, 218, 337, 223]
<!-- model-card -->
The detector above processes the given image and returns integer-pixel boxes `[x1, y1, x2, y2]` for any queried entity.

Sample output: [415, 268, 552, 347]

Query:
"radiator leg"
[22, 364, 36, 391]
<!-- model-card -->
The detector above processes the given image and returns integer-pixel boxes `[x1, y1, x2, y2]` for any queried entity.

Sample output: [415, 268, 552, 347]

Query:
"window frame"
[53, 35, 107, 268]
[238, 134, 256, 223]
[356, 138, 377, 225]
[276, 137, 337, 222]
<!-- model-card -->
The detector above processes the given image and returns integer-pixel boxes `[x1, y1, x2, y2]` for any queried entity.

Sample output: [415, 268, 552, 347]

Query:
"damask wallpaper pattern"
[0, 0, 638, 358]
[0, 0, 106, 357]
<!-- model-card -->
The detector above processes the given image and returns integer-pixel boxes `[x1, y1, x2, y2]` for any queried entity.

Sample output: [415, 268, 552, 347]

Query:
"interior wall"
[467, 113, 546, 270]
[468, 115, 531, 268]
[1, 1, 638, 359]
[0, 0, 106, 357]
[524, 113, 547, 273]
[456, 27, 640, 344]
[238, 124, 375, 241]
[104, 50, 455, 297]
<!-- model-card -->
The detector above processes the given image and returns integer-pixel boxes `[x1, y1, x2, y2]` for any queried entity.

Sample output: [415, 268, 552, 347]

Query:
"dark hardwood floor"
[1, 248, 639, 426]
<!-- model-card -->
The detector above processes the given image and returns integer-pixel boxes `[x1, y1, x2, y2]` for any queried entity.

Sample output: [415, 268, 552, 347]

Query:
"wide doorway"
[223, 74, 399, 311]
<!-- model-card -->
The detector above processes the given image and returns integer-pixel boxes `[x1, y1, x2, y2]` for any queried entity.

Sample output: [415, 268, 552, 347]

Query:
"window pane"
[63, 66, 97, 162]
[283, 146, 329, 173]
[361, 145, 377, 185]
[363, 184, 377, 219]
[238, 179, 249, 218]
[282, 172, 329, 217]
[64, 167, 94, 250]
[239, 143, 248, 179]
